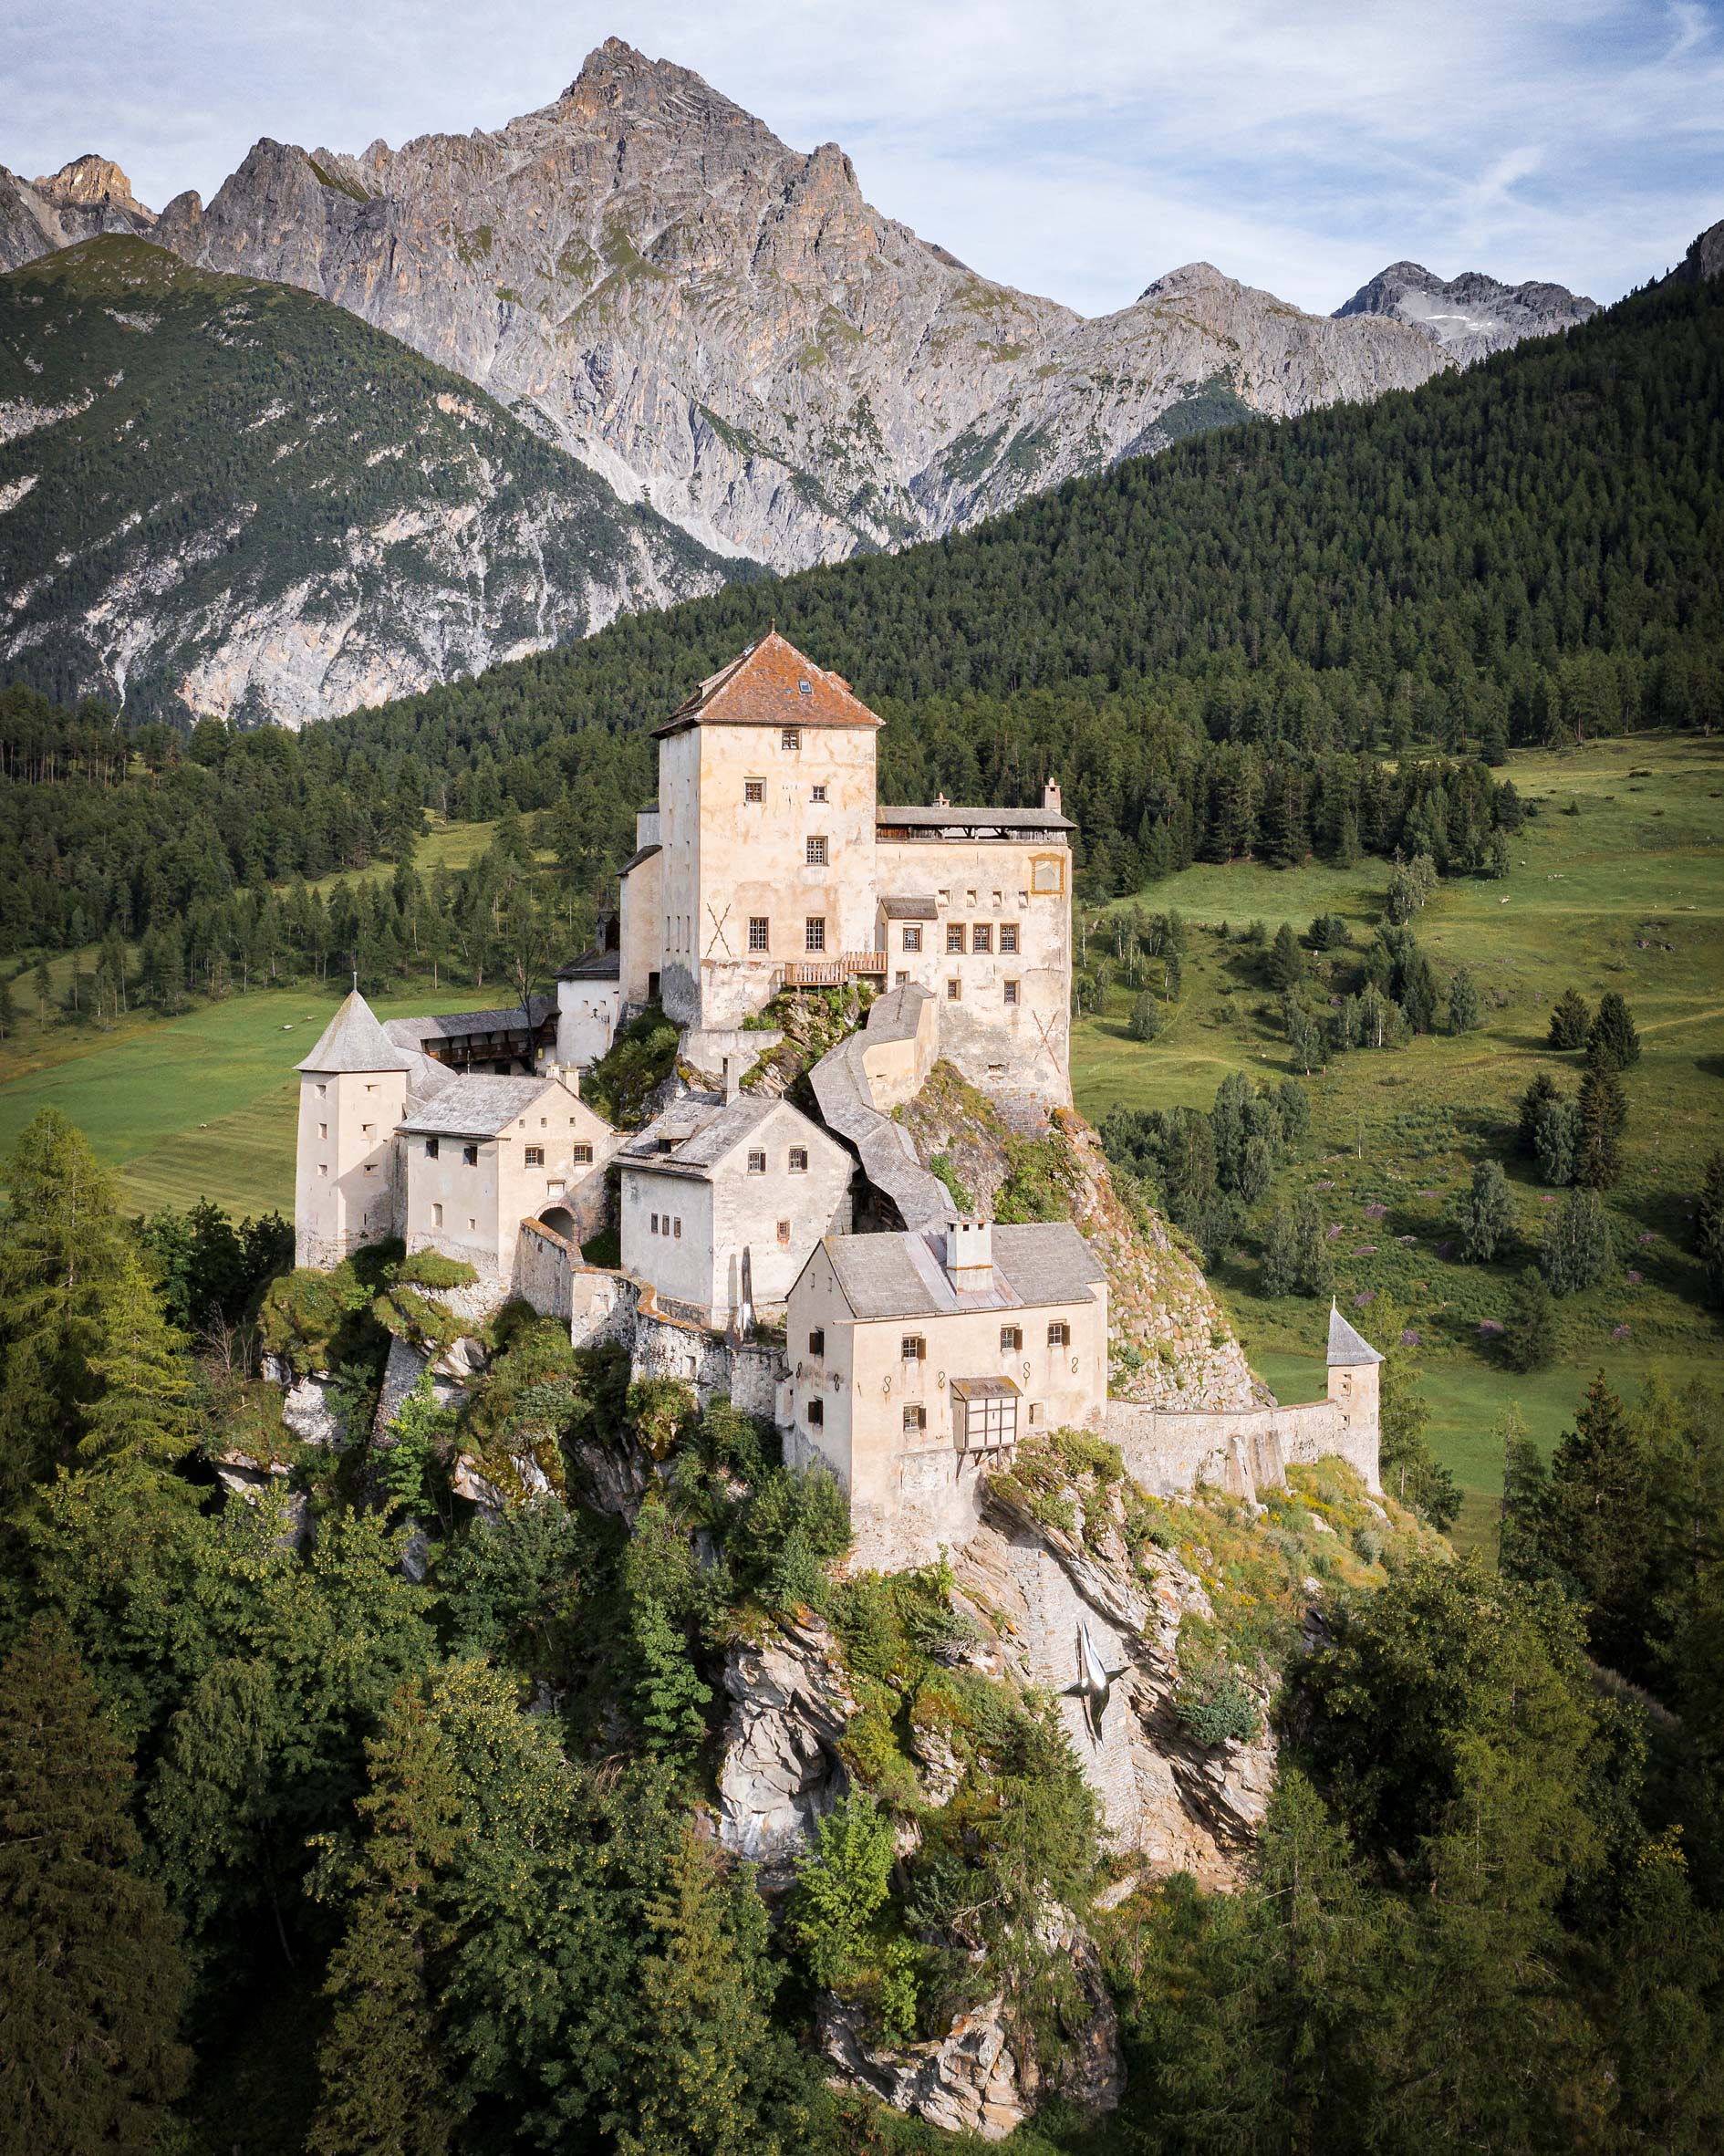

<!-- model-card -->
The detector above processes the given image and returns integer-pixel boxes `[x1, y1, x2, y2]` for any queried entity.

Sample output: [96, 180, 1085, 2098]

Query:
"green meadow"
[1074, 733, 1724, 1547]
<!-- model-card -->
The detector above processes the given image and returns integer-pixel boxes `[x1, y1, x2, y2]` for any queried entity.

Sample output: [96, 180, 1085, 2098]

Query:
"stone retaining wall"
[1105, 1396, 1378, 1503]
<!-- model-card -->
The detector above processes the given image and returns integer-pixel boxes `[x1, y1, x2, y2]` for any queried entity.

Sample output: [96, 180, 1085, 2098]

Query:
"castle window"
[317, 1162, 328, 1178]
[360, 1122, 374, 1135]
[1003, 980, 1020, 1006]
[1001, 1326, 1022, 1352]
[807, 1398, 824, 1427]
[946, 923, 965, 953]
[1047, 1320, 1070, 1348]
[901, 1335, 926, 1362]
[966, 891, 978, 907]
[744, 778, 764, 803]
[748, 1150, 767, 1174]
[777, 1219, 791, 1245]
[572, 1143, 593, 1165]
[467, 1218, 476, 1233]
[809, 1328, 826, 1357]
[748, 917, 770, 952]
[1028, 1401, 1044, 1427]
[318, 1121, 328, 1140]
[432, 1203, 443, 1227]
[806, 835, 828, 866]
[896, 972, 909, 986]
[462, 1143, 479, 1167]
[902, 924, 921, 953]
[811, 783, 828, 803]
[946, 978, 961, 1001]
[789, 1148, 808, 1172]
[650, 1213, 659, 1234]
[782, 727, 801, 752]
[903, 1405, 926, 1433]
[525, 1146, 544, 1166]
[805, 918, 826, 953]
[1000, 923, 1019, 954]
[674, 1218, 682, 1239]
[971, 923, 992, 953]
[317, 1083, 327, 1098]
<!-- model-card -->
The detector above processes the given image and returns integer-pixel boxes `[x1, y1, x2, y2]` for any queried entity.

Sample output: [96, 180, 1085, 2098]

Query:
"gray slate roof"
[1327, 1303, 1384, 1366]
[386, 996, 555, 1045]
[621, 1094, 835, 1178]
[296, 991, 417, 1075]
[822, 1222, 1105, 1320]
[399, 1076, 562, 1140]
[556, 948, 621, 982]
[877, 804, 1075, 835]
[878, 894, 938, 920]
[618, 842, 663, 879]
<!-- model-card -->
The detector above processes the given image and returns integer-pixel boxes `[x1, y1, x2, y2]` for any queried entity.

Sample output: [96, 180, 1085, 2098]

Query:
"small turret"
[293, 991, 415, 1269]
[1324, 1299, 1383, 1492]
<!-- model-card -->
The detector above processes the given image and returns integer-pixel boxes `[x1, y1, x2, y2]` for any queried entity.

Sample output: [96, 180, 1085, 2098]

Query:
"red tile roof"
[651, 630, 883, 738]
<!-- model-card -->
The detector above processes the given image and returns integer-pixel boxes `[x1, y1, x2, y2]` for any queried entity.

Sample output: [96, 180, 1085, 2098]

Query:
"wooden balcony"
[780, 951, 888, 988]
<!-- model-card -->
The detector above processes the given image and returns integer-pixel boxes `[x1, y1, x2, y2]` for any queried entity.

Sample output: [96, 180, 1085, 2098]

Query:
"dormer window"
[799, 679, 812, 696]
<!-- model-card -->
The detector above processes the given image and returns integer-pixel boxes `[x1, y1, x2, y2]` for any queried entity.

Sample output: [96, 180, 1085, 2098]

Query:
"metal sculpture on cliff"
[1065, 1620, 1129, 1742]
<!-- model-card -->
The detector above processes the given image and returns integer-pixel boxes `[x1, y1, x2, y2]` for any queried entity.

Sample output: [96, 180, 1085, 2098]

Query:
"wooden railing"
[780, 951, 888, 987]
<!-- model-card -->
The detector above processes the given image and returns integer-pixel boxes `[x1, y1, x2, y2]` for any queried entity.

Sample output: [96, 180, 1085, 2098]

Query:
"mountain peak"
[1336, 259, 1596, 364]
[563, 36, 718, 109]
[33, 154, 153, 223]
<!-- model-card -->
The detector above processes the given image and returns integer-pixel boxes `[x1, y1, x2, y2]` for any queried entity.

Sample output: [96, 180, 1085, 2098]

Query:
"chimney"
[722, 1054, 742, 1104]
[1044, 778, 1063, 817]
[943, 1217, 993, 1293]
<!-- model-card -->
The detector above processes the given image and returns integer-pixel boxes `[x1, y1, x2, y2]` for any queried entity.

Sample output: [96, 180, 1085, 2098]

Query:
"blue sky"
[8, 0, 1722, 315]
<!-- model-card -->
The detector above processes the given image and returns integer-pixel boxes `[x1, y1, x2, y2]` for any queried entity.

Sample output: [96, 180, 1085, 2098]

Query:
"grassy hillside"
[1073, 733, 1724, 1548]
[0, 236, 737, 724]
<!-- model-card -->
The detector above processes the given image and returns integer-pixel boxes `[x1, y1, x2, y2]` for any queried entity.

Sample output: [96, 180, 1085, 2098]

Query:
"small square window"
[902, 1334, 926, 1362]
[317, 1121, 328, 1140]
[360, 1122, 374, 1135]
[946, 923, 965, 953]
[1000, 923, 1019, 954]
[805, 918, 826, 953]
[966, 891, 978, 908]
[902, 924, 922, 953]
[317, 1162, 328, 1178]
[748, 916, 770, 952]
[812, 783, 828, 803]
[462, 1143, 479, 1167]
[1029, 1401, 1044, 1427]
[903, 1405, 927, 1433]
[467, 1217, 476, 1233]
[777, 1219, 791, 1245]
[572, 1143, 593, 1165]
[896, 971, 909, 986]
[971, 923, 992, 953]
[1001, 1326, 1022, 1352]
[524, 1145, 544, 1166]
[807, 1397, 824, 1427]
[744, 777, 764, 804]
[1003, 979, 1020, 1005]
[806, 835, 828, 866]
[1048, 1321, 1070, 1348]
[789, 1147, 808, 1172]
[947, 978, 961, 1001]
[782, 727, 801, 751]
[317, 1082, 327, 1098]
[809, 1328, 826, 1357]
[748, 1150, 767, 1174]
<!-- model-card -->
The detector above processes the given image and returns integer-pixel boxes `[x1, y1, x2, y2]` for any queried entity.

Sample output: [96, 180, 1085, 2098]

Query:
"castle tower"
[1325, 1300, 1384, 1491]
[293, 992, 416, 1269]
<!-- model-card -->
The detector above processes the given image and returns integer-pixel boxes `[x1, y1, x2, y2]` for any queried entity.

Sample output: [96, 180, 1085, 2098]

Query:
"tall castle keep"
[563, 631, 1075, 1118]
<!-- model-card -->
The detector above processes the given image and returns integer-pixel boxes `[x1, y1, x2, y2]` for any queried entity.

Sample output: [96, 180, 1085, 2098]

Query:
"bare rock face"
[1335, 259, 1597, 364]
[1667, 219, 1724, 289]
[0, 155, 154, 271]
[715, 1612, 857, 1869]
[821, 1995, 1028, 2141]
[149, 38, 1451, 571]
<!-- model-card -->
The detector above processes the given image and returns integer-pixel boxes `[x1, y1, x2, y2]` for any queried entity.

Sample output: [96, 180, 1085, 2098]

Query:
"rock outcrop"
[1335, 259, 1597, 364]
[715, 1612, 857, 1870]
[0, 155, 154, 271]
[145, 38, 1452, 572]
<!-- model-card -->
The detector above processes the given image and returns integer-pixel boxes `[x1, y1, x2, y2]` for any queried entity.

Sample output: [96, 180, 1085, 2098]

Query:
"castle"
[290, 631, 1380, 1559]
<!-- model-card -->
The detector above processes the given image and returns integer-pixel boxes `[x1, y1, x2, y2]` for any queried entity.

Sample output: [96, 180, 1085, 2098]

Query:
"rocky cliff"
[0, 237, 732, 725]
[0, 155, 155, 271]
[142, 38, 1453, 570]
[1335, 258, 1597, 364]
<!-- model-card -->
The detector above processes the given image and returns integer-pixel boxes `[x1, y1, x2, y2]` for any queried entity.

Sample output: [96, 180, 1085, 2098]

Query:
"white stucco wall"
[556, 977, 621, 1067]
[295, 1067, 408, 1268]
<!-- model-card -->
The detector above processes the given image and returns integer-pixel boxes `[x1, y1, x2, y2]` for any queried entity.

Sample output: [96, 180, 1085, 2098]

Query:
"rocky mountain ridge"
[1335, 257, 1598, 364]
[0, 237, 732, 725]
[0, 154, 155, 271]
[119, 39, 1454, 571]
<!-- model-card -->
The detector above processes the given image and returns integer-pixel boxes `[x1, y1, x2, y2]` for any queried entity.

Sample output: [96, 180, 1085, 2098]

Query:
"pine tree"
[1537, 1375, 1657, 1677]
[1698, 1151, 1724, 1311]
[1503, 1266, 1557, 1372]
[1516, 1070, 1560, 1156]
[1532, 1092, 1578, 1186]
[1260, 1193, 1332, 1298]
[1459, 1160, 1514, 1262]
[1587, 990, 1641, 1070]
[309, 1684, 463, 2156]
[0, 1618, 191, 2155]
[1495, 1405, 1547, 1578]
[627, 1596, 712, 1759]
[1267, 922, 1305, 990]
[1542, 1187, 1612, 1297]
[1127, 991, 1162, 1042]
[0, 1109, 130, 1504]
[1547, 987, 1591, 1050]
[1447, 966, 1480, 1034]
[1573, 1063, 1626, 1189]
[77, 1249, 196, 1479]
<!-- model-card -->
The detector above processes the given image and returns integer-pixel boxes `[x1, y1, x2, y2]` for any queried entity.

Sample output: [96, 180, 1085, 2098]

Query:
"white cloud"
[5, 0, 1722, 312]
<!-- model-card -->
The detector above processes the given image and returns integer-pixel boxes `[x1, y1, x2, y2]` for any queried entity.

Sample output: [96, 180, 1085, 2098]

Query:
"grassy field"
[0, 984, 462, 1218]
[1074, 733, 1724, 1542]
